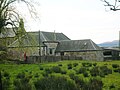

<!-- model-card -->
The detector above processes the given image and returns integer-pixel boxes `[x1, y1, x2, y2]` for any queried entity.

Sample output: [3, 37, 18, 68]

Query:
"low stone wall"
[27, 56, 83, 63]
[61, 56, 82, 60]
[104, 56, 120, 61]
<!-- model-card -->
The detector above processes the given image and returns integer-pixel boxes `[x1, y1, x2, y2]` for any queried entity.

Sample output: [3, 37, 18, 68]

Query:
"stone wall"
[60, 51, 104, 61]
[27, 55, 83, 63]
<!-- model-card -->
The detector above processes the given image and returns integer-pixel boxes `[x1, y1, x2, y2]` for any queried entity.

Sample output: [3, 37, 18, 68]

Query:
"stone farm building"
[8, 31, 104, 61]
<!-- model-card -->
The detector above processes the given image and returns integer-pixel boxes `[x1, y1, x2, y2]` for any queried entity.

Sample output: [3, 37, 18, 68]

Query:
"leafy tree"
[101, 0, 120, 11]
[16, 18, 26, 48]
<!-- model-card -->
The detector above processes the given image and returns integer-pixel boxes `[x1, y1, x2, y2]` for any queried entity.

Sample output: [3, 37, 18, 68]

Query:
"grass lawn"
[0, 60, 120, 90]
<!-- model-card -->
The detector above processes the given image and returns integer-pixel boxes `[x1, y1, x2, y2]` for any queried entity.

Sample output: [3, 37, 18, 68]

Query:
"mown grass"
[0, 60, 120, 90]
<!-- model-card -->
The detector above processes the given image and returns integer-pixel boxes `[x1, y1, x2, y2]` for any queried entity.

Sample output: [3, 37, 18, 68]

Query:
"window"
[49, 48, 53, 55]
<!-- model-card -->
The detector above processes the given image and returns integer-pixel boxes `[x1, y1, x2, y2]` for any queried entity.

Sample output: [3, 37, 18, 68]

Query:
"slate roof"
[56, 39, 103, 52]
[27, 31, 70, 41]
[8, 31, 70, 48]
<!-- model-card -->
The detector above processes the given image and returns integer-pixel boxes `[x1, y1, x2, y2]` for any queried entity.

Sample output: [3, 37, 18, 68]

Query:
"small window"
[49, 48, 53, 55]
[103, 51, 112, 56]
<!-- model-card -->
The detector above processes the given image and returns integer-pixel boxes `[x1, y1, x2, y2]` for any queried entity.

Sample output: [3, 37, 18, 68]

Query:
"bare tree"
[0, 0, 36, 34]
[101, 0, 120, 11]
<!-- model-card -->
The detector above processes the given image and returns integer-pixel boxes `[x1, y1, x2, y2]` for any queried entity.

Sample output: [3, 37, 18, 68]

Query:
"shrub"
[42, 72, 49, 77]
[93, 63, 97, 66]
[114, 68, 120, 73]
[100, 66, 112, 75]
[2, 78, 10, 90]
[45, 68, 52, 74]
[14, 72, 32, 90]
[74, 76, 85, 89]
[99, 72, 105, 78]
[73, 63, 78, 67]
[14, 77, 32, 90]
[3, 71, 10, 78]
[34, 73, 39, 78]
[61, 70, 67, 74]
[16, 72, 25, 79]
[67, 64, 72, 69]
[82, 63, 86, 67]
[109, 84, 115, 89]
[112, 64, 119, 68]
[88, 78, 103, 90]
[83, 72, 89, 77]
[34, 76, 78, 90]
[69, 73, 75, 80]
[58, 64, 62, 67]
[78, 67, 87, 74]
[82, 62, 92, 67]
[88, 63, 92, 67]
[51, 66, 62, 73]
[90, 67, 100, 76]
[39, 67, 43, 70]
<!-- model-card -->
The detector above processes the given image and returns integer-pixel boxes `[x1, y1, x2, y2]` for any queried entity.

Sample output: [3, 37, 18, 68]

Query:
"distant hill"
[98, 40, 119, 47]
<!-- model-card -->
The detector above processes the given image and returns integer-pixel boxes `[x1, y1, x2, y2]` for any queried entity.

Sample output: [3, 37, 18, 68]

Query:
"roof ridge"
[27, 31, 62, 34]
[60, 39, 91, 42]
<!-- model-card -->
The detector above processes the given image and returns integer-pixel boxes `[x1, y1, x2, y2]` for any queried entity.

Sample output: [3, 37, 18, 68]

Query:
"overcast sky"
[16, 0, 120, 44]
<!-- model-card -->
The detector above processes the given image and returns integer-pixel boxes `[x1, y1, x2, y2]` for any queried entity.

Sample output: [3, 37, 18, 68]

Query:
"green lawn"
[0, 60, 120, 90]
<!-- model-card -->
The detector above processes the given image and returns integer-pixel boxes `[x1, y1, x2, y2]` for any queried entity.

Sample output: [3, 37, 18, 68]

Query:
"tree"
[0, 0, 37, 60]
[16, 18, 26, 48]
[0, 0, 36, 34]
[101, 0, 120, 11]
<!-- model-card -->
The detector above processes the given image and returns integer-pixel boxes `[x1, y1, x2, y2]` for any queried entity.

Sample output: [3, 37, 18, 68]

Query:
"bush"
[14, 72, 32, 90]
[39, 67, 43, 70]
[42, 72, 49, 77]
[114, 68, 120, 73]
[100, 66, 112, 75]
[58, 64, 62, 67]
[67, 64, 72, 69]
[14, 77, 32, 90]
[78, 67, 87, 74]
[73, 63, 78, 67]
[3, 71, 10, 78]
[99, 72, 105, 78]
[51, 66, 62, 73]
[90, 67, 100, 76]
[61, 70, 67, 74]
[2, 78, 10, 90]
[112, 64, 119, 68]
[16, 72, 25, 79]
[93, 63, 97, 66]
[34, 73, 39, 78]
[82, 62, 92, 67]
[83, 72, 89, 77]
[73, 76, 85, 89]
[69, 73, 75, 80]
[109, 84, 115, 89]
[34, 75, 78, 90]
[82, 63, 86, 67]
[88, 78, 103, 90]
[45, 68, 52, 74]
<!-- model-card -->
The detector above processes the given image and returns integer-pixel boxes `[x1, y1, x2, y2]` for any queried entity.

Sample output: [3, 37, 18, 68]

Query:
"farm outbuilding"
[8, 31, 70, 59]
[8, 31, 104, 61]
[55, 39, 104, 61]
[103, 47, 120, 60]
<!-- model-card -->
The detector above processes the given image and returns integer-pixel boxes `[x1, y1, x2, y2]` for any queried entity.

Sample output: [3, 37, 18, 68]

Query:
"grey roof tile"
[8, 31, 70, 47]
[56, 39, 103, 52]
